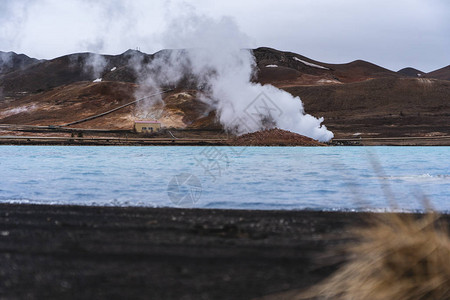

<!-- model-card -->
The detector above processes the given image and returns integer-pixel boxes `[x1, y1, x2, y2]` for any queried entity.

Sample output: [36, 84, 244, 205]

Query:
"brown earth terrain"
[397, 67, 424, 78]
[0, 47, 449, 144]
[231, 128, 325, 146]
[286, 77, 450, 138]
[427, 65, 450, 81]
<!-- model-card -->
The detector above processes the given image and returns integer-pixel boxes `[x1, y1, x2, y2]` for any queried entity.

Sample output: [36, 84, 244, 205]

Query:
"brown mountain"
[427, 65, 450, 81]
[397, 67, 424, 78]
[253, 47, 399, 86]
[285, 77, 450, 138]
[0, 47, 449, 140]
[0, 81, 210, 130]
[326, 60, 399, 82]
[0, 49, 153, 98]
[1, 47, 405, 98]
[0, 51, 40, 75]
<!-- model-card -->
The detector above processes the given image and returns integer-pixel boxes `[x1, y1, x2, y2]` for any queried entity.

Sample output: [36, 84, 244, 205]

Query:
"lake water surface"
[0, 146, 448, 212]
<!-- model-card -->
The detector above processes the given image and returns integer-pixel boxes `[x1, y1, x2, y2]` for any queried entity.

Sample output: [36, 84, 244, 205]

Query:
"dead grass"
[301, 213, 450, 300]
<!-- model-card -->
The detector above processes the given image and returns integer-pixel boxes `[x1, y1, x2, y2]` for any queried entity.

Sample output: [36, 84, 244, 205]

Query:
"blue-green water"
[0, 146, 448, 211]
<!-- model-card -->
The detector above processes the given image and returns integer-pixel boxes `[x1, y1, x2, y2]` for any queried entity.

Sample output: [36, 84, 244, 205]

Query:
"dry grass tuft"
[302, 213, 450, 300]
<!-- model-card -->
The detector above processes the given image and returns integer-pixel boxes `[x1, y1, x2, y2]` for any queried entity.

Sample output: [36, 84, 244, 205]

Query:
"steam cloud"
[0, 52, 13, 74]
[0, 52, 13, 100]
[0, 2, 334, 141]
[0, 52, 10, 101]
[135, 12, 333, 142]
[84, 53, 107, 80]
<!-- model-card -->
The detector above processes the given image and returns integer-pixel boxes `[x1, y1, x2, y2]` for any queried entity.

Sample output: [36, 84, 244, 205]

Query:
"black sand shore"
[0, 204, 448, 300]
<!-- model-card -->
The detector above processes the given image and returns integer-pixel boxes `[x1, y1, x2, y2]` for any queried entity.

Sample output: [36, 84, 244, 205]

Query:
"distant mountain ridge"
[426, 65, 450, 81]
[0, 47, 449, 139]
[253, 47, 400, 85]
[397, 67, 425, 78]
[0, 50, 153, 96]
[0, 51, 40, 75]
[1, 48, 448, 98]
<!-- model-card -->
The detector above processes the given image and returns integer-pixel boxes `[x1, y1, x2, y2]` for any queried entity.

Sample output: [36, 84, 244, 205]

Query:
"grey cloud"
[0, 0, 448, 72]
[0, 0, 36, 51]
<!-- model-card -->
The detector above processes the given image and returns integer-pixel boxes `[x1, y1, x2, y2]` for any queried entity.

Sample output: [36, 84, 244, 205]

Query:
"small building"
[134, 120, 161, 133]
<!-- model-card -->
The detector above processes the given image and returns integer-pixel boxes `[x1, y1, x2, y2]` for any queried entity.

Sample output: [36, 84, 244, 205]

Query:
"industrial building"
[134, 120, 161, 133]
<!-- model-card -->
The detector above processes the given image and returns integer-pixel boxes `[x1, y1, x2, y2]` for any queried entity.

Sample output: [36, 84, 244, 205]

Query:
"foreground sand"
[0, 204, 448, 299]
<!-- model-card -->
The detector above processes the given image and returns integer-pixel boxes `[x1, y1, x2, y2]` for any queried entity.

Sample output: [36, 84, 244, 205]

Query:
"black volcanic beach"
[0, 204, 366, 299]
[1, 204, 448, 299]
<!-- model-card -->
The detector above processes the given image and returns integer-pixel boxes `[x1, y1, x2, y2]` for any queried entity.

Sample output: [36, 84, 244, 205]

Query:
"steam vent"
[134, 120, 161, 133]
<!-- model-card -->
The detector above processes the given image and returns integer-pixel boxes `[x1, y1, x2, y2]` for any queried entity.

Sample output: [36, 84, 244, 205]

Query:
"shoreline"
[1, 203, 448, 299]
[1, 125, 449, 146]
[0, 201, 445, 214]
[1, 136, 450, 146]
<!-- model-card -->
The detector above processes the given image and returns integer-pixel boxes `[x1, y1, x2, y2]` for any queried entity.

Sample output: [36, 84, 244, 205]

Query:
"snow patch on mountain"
[293, 57, 329, 70]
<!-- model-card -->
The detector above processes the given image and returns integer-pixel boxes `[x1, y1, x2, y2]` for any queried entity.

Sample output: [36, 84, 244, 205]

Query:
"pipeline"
[168, 130, 177, 139]
[60, 89, 174, 127]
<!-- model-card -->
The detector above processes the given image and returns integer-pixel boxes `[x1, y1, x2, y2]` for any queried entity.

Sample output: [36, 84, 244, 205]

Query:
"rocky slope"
[0, 51, 40, 75]
[397, 67, 425, 78]
[231, 128, 325, 146]
[427, 65, 450, 81]
[0, 48, 449, 139]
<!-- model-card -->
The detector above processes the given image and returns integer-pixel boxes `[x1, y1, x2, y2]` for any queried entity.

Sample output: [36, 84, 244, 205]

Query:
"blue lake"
[0, 146, 448, 212]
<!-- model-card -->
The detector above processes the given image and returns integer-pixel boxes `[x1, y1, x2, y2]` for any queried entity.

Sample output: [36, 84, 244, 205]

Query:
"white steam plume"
[84, 53, 107, 80]
[127, 50, 169, 120]
[0, 52, 11, 100]
[68, 52, 107, 80]
[0, 52, 13, 74]
[137, 11, 333, 142]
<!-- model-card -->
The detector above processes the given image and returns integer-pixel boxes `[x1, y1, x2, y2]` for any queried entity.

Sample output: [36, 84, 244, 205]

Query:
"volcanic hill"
[397, 67, 425, 78]
[426, 65, 450, 81]
[231, 128, 325, 146]
[0, 47, 449, 140]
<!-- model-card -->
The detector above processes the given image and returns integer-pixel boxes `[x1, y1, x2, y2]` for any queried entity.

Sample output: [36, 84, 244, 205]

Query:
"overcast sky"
[1, 0, 449, 72]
